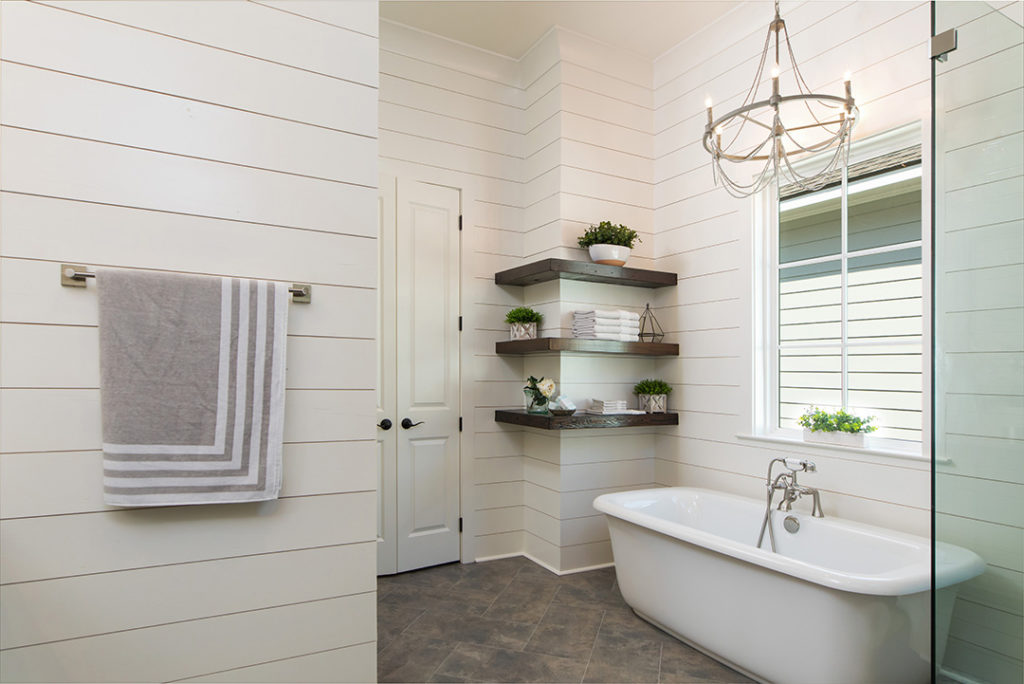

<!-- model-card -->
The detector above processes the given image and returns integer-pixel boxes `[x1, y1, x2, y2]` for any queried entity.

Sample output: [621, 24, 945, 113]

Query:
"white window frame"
[751, 122, 929, 460]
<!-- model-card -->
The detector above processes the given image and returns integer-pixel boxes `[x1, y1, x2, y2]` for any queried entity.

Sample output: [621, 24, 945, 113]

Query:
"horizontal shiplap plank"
[0, 128, 379, 240]
[39, 0, 379, 86]
[1, 542, 375, 648]
[0, 0, 377, 133]
[0, 441, 376, 519]
[179, 641, 377, 683]
[0, 257, 376, 339]
[0, 592, 375, 683]
[0, 62, 377, 186]
[380, 49, 520, 108]
[0, 325, 373, 391]
[0, 388, 374, 453]
[0, 491, 375, 584]
[256, 0, 378, 37]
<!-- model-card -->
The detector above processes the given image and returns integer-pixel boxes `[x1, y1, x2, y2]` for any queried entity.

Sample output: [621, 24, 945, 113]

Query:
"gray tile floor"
[377, 556, 752, 683]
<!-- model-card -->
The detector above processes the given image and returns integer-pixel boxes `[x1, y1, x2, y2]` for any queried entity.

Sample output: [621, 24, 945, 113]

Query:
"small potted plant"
[505, 306, 543, 340]
[633, 378, 672, 414]
[798, 407, 877, 447]
[524, 376, 557, 414]
[577, 221, 641, 267]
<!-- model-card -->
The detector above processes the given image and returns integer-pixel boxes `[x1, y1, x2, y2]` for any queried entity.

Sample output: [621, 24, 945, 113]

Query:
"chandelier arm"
[737, 112, 775, 130]
[711, 131, 776, 162]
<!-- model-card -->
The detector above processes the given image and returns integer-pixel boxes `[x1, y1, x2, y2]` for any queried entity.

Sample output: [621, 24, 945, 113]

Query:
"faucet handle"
[784, 458, 816, 473]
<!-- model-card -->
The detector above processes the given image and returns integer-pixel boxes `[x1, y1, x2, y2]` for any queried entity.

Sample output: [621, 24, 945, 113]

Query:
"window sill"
[735, 433, 946, 465]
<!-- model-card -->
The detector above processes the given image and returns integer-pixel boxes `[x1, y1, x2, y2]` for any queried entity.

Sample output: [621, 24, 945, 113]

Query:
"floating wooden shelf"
[495, 409, 679, 430]
[496, 337, 678, 356]
[494, 258, 676, 288]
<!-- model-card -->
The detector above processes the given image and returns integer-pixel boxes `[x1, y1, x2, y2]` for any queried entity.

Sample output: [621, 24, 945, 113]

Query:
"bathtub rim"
[594, 486, 985, 597]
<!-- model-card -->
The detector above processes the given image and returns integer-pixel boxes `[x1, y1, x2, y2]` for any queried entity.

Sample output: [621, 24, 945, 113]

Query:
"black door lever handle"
[401, 418, 424, 429]
[377, 419, 392, 430]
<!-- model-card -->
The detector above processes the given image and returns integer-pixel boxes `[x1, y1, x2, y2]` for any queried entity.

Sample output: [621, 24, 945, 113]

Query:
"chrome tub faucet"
[757, 458, 824, 552]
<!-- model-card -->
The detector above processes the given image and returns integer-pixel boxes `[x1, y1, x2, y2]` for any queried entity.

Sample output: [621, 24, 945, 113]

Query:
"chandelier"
[702, 0, 859, 198]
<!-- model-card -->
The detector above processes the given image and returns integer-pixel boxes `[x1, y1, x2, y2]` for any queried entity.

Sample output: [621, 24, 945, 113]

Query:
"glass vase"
[524, 389, 548, 414]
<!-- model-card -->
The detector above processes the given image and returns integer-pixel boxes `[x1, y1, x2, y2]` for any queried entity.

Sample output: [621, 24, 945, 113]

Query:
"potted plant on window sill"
[506, 306, 543, 340]
[798, 407, 876, 447]
[578, 221, 641, 267]
[634, 378, 672, 414]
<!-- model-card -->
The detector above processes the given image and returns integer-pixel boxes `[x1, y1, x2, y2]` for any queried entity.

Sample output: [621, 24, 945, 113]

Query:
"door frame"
[378, 170, 473, 567]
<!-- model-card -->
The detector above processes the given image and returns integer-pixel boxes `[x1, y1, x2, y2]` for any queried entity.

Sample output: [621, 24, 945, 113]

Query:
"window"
[763, 143, 923, 445]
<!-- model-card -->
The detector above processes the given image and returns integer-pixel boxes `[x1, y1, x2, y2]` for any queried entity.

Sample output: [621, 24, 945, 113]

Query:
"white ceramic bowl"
[588, 244, 631, 266]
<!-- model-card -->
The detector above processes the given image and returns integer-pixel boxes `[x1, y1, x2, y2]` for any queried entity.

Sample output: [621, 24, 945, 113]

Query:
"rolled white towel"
[574, 309, 640, 321]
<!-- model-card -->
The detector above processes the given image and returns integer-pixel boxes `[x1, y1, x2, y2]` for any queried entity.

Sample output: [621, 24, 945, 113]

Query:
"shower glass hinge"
[931, 28, 957, 62]
[458, 517, 463, 532]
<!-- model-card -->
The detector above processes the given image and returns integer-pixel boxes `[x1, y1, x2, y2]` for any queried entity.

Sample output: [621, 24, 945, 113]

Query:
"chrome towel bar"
[60, 264, 312, 303]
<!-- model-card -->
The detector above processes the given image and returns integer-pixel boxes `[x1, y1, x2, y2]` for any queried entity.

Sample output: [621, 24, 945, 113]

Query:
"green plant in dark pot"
[505, 306, 543, 340]
[633, 378, 672, 413]
[578, 221, 641, 267]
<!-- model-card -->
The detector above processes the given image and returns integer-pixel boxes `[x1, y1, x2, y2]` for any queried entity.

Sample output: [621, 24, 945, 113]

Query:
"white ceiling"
[379, 1, 743, 61]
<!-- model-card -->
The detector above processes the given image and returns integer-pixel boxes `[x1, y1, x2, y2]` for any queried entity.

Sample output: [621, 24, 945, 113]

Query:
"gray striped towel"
[98, 269, 288, 507]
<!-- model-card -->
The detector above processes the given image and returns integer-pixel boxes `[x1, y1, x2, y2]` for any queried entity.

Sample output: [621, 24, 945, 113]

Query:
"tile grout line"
[580, 610, 607, 683]
[522, 584, 559, 650]
[429, 638, 463, 682]
[657, 641, 664, 684]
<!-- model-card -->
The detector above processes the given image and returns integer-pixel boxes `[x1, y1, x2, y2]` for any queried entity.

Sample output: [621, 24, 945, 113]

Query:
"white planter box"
[638, 394, 668, 414]
[510, 322, 536, 340]
[802, 429, 865, 448]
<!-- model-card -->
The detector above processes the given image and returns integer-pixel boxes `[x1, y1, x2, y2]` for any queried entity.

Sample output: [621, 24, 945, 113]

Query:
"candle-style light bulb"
[705, 97, 713, 109]
[843, 71, 852, 83]
[771, 64, 780, 79]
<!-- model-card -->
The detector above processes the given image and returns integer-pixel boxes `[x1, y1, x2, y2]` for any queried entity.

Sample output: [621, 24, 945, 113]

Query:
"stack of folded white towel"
[587, 399, 644, 415]
[572, 309, 641, 341]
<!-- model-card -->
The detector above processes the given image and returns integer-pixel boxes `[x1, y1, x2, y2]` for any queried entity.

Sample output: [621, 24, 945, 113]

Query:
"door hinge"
[459, 416, 463, 432]
[458, 316, 463, 331]
[458, 517, 463, 532]
[458, 215, 463, 231]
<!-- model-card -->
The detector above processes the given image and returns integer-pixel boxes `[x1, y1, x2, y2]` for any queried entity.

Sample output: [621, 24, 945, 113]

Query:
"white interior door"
[378, 177, 461, 574]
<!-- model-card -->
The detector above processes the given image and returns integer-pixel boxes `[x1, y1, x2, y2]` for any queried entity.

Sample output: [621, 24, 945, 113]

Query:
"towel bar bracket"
[289, 284, 312, 303]
[60, 264, 312, 303]
[61, 264, 94, 287]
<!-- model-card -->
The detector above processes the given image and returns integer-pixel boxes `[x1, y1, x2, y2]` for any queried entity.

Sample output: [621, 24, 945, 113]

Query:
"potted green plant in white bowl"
[633, 378, 672, 414]
[505, 306, 543, 340]
[578, 221, 641, 267]
[798, 407, 876, 447]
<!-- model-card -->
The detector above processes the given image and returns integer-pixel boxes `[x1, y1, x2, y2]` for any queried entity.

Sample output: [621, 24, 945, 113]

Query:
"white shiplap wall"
[0, 1, 378, 681]
[519, 29, 660, 572]
[380, 22, 665, 572]
[379, 19, 527, 562]
[934, 2, 1024, 681]
[651, 1, 934, 532]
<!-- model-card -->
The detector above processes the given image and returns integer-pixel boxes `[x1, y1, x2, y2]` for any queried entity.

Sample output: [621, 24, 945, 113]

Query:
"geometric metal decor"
[638, 303, 665, 343]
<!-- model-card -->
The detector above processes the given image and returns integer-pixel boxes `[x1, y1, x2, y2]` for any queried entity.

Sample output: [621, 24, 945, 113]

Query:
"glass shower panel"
[933, 3, 1024, 683]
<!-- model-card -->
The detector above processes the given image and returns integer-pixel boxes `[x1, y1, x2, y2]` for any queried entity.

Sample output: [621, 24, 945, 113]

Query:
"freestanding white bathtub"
[594, 487, 985, 684]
